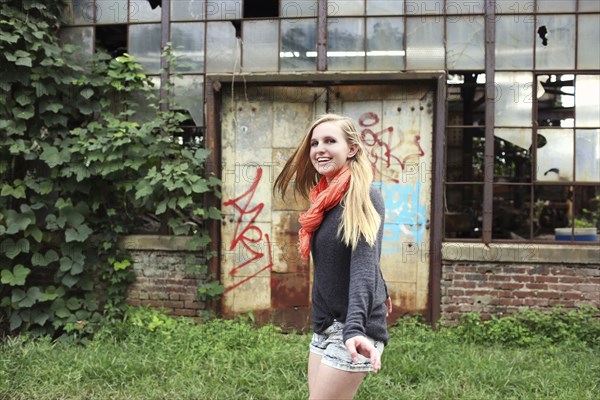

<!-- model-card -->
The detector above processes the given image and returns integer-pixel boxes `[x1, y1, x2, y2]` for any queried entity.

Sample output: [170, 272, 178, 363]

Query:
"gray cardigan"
[310, 186, 389, 345]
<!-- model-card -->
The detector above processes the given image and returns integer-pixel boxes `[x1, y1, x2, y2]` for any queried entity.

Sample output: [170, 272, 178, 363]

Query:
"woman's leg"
[308, 361, 366, 400]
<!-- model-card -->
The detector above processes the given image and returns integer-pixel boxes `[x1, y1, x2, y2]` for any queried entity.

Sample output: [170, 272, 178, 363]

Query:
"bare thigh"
[308, 352, 367, 400]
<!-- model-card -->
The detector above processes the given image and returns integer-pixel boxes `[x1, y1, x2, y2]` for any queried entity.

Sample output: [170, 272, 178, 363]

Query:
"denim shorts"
[309, 321, 385, 373]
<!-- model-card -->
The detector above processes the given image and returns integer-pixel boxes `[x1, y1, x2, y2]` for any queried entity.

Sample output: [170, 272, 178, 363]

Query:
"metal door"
[220, 83, 434, 328]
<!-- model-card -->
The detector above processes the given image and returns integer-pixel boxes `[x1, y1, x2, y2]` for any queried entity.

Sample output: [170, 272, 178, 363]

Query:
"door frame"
[205, 72, 446, 325]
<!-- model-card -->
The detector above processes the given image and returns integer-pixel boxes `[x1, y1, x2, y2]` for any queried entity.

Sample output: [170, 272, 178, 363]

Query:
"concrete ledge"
[442, 242, 600, 265]
[119, 235, 196, 252]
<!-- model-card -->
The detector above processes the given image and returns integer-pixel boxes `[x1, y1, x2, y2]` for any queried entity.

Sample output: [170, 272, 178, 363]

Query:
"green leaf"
[13, 105, 35, 120]
[62, 274, 79, 288]
[113, 259, 131, 271]
[31, 250, 59, 267]
[9, 313, 22, 331]
[80, 87, 94, 99]
[208, 207, 222, 220]
[191, 180, 209, 193]
[66, 297, 82, 311]
[1, 238, 29, 259]
[15, 93, 32, 106]
[40, 143, 70, 168]
[65, 223, 93, 242]
[15, 57, 32, 67]
[32, 310, 50, 326]
[41, 286, 64, 302]
[0, 264, 31, 286]
[11, 288, 27, 303]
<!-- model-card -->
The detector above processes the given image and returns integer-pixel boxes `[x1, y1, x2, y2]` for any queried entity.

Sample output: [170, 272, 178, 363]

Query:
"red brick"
[513, 291, 533, 298]
[534, 276, 559, 283]
[184, 301, 203, 310]
[562, 292, 584, 300]
[547, 284, 574, 292]
[447, 289, 465, 296]
[173, 309, 198, 317]
[559, 276, 585, 284]
[537, 291, 561, 299]
[498, 283, 524, 290]
[576, 284, 599, 293]
[454, 280, 477, 289]
[526, 283, 548, 290]
[514, 275, 533, 282]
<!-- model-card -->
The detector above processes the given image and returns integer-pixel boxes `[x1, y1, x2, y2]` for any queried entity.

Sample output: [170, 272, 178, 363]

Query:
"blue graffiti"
[373, 182, 426, 250]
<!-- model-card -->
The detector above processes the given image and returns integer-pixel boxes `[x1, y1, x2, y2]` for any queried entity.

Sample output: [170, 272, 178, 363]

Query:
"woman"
[274, 114, 392, 399]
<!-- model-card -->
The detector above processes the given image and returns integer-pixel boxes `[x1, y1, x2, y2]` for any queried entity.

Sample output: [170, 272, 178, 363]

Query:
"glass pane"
[328, 18, 365, 71]
[535, 15, 576, 70]
[537, 0, 576, 12]
[495, 0, 536, 14]
[574, 186, 600, 233]
[206, 22, 241, 72]
[578, 15, 600, 70]
[60, 27, 93, 63]
[329, 0, 365, 16]
[536, 129, 574, 182]
[446, 0, 484, 13]
[66, 1, 95, 25]
[96, 0, 127, 24]
[447, 73, 486, 126]
[129, 0, 161, 22]
[171, 22, 205, 73]
[446, 16, 484, 70]
[281, 0, 317, 17]
[367, 0, 403, 15]
[280, 19, 317, 71]
[579, 0, 600, 11]
[406, 17, 444, 70]
[576, 129, 600, 182]
[129, 24, 162, 74]
[444, 185, 483, 239]
[446, 128, 486, 182]
[206, 0, 241, 20]
[495, 15, 533, 70]
[243, 20, 278, 72]
[534, 185, 572, 240]
[131, 76, 160, 124]
[537, 74, 574, 127]
[492, 185, 532, 240]
[173, 75, 204, 126]
[405, 0, 444, 14]
[172, 0, 206, 20]
[494, 128, 532, 183]
[366, 17, 404, 71]
[494, 72, 533, 127]
[576, 75, 600, 128]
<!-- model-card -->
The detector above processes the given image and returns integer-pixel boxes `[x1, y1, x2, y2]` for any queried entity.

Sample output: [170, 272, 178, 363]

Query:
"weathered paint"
[220, 84, 434, 327]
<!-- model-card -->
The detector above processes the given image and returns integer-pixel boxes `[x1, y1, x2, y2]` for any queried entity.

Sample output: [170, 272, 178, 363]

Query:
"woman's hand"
[344, 336, 381, 373]
[385, 296, 392, 317]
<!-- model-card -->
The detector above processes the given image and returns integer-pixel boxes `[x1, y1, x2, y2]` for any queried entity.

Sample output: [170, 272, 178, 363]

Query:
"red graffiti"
[359, 112, 425, 183]
[222, 167, 273, 293]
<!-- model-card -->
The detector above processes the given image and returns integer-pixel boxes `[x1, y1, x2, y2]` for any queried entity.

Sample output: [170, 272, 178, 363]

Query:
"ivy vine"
[0, 0, 222, 337]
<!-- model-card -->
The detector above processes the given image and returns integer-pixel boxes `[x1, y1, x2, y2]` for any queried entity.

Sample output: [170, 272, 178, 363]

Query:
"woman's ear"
[347, 143, 358, 159]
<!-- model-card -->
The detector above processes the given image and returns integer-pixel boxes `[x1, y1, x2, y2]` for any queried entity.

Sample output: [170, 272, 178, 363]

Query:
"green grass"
[0, 311, 598, 400]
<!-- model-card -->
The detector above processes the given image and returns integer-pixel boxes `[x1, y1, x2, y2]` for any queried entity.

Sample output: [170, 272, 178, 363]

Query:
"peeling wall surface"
[220, 84, 434, 329]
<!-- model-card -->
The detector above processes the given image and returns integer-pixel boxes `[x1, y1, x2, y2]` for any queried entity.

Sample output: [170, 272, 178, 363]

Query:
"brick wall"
[120, 236, 209, 318]
[441, 262, 600, 322]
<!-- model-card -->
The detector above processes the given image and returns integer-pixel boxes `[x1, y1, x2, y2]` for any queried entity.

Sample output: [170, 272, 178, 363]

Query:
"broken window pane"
[171, 22, 205, 72]
[96, 0, 127, 24]
[206, 22, 241, 72]
[206, 0, 242, 20]
[536, 129, 574, 182]
[492, 184, 532, 240]
[536, 74, 574, 127]
[130, 75, 160, 124]
[535, 14, 576, 70]
[576, 129, 600, 182]
[534, 185, 572, 240]
[243, 20, 278, 72]
[573, 186, 600, 232]
[447, 73, 486, 126]
[129, 23, 161, 73]
[495, 15, 533, 70]
[444, 184, 483, 239]
[173, 75, 204, 126]
[281, 0, 317, 17]
[537, 0, 576, 12]
[60, 27, 94, 63]
[329, 0, 364, 16]
[280, 18, 317, 71]
[446, 128, 485, 182]
[366, 17, 404, 71]
[96, 24, 128, 58]
[367, 0, 403, 15]
[578, 15, 600, 69]
[129, 0, 162, 22]
[494, 129, 532, 183]
[446, 16, 484, 70]
[575, 75, 600, 128]
[171, 0, 206, 20]
[405, 17, 444, 70]
[494, 72, 533, 127]
[328, 18, 365, 71]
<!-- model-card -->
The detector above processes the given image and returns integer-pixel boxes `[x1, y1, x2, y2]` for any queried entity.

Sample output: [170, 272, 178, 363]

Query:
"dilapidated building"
[62, 0, 599, 327]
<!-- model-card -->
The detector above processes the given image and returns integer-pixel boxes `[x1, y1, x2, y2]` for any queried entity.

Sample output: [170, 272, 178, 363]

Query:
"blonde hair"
[274, 114, 381, 249]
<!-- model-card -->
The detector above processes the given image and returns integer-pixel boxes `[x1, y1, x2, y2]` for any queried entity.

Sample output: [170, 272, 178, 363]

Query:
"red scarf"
[298, 167, 351, 260]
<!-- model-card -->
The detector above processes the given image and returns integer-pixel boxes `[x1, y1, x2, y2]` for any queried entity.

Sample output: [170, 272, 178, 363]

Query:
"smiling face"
[309, 121, 358, 181]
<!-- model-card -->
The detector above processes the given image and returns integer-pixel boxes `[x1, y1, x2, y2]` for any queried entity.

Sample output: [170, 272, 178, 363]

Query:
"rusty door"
[220, 83, 434, 328]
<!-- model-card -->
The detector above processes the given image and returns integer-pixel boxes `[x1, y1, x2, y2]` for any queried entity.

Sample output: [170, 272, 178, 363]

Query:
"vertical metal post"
[317, 0, 327, 71]
[482, 0, 496, 243]
[160, 0, 171, 111]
